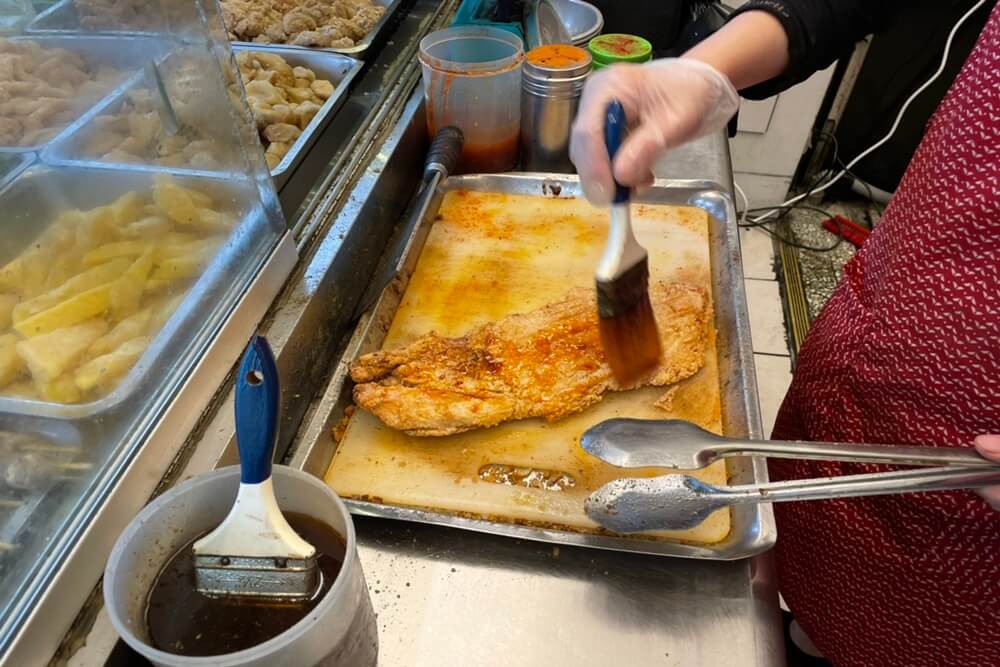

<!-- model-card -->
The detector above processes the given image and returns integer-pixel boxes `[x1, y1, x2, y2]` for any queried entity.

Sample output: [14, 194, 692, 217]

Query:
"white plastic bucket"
[104, 466, 377, 667]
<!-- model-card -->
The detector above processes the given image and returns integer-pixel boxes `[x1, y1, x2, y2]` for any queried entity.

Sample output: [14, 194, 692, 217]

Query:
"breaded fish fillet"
[351, 282, 710, 436]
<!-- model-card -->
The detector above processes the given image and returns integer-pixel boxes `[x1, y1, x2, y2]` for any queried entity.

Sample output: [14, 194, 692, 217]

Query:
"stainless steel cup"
[520, 45, 592, 172]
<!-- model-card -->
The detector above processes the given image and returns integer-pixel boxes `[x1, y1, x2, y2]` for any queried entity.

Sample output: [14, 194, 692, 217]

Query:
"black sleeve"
[729, 0, 903, 99]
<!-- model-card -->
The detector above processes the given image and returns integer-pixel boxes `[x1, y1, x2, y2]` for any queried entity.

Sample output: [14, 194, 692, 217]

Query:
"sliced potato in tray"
[0, 175, 239, 405]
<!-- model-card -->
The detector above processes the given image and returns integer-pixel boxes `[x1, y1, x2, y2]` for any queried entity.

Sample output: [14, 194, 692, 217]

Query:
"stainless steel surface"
[0, 165, 265, 420]
[519, 45, 590, 172]
[551, 0, 603, 45]
[353, 516, 781, 667]
[316, 166, 771, 560]
[1, 235, 297, 667]
[232, 0, 405, 58]
[43, 46, 362, 189]
[583, 418, 1000, 469]
[587, 465, 1000, 533]
[524, 0, 571, 49]
[0, 35, 169, 153]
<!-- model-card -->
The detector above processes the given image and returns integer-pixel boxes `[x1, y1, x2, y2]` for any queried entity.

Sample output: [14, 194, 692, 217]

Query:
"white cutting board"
[326, 191, 731, 544]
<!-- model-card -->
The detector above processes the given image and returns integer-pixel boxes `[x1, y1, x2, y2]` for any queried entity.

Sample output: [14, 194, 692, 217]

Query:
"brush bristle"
[596, 259, 662, 386]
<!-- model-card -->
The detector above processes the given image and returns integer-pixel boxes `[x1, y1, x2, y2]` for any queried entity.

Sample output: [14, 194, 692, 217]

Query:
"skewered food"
[221, 0, 385, 49]
[0, 176, 236, 403]
[351, 282, 710, 436]
[0, 39, 122, 146]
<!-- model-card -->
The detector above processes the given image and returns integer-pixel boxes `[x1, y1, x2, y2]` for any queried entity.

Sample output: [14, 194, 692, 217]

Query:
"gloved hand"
[974, 434, 1000, 510]
[569, 58, 739, 206]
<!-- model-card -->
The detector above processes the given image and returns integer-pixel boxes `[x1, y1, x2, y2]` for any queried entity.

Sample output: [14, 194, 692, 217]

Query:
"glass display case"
[0, 0, 292, 658]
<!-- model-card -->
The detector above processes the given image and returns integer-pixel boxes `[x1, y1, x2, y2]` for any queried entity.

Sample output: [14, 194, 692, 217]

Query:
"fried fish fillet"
[351, 282, 710, 436]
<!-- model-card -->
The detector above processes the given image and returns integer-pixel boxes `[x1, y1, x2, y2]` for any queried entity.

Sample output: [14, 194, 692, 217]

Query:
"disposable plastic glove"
[974, 434, 1000, 510]
[569, 58, 739, 205]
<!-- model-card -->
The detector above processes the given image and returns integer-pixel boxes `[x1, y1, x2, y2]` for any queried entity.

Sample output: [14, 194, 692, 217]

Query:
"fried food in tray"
[352, 282, 710, 436]
[0, 175, 237, 405]
[77, 57, 236, 170]
[221, 0, 386, 49]
[236, 50, 333, 169]
[70, 0, 193, 31]
[0, 39, 122, 147]
[76, 51, 335, 172]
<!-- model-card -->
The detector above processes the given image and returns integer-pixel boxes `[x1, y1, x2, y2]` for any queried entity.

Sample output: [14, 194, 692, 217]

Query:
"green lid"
[588, 34, 652, 65]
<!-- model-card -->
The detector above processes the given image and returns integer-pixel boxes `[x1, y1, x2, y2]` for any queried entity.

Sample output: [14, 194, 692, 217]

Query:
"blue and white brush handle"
[193, 335, 314, 559]
[604, 99, 630, 205]
[596, 100, 643, 284]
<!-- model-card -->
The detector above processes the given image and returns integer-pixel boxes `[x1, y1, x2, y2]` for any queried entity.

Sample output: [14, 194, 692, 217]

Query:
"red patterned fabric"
[770, 5, 1000, 666]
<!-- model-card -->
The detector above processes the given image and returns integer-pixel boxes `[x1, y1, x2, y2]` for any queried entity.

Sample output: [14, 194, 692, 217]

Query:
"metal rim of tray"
[330, 171, 776, 560]
[41, 44, 363, 188]
[27, 0, 403, 56]
[231, 0, 405, 57]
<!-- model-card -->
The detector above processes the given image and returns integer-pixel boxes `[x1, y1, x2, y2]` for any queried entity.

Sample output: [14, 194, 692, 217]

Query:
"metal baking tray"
[0, 164, 269, 420]
[326, 172, 776, 560]
[243, 46, 362, 187]
[44, 45, 362, 189]
[24, 0, 153, 36]
[0, 35, 170, 154]
[231, 0, 404, 58]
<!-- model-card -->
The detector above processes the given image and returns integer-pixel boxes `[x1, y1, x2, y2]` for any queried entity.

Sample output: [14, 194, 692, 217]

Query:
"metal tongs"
[582, 419, 1000, 533]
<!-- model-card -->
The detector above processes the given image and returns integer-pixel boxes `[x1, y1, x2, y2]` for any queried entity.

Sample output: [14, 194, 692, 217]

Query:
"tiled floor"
[739, 226, 793, 436]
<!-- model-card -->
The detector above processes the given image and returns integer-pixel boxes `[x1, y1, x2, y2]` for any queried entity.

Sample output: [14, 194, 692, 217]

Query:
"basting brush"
[193, 336, 319, 600]
[595, 100, 662, 387]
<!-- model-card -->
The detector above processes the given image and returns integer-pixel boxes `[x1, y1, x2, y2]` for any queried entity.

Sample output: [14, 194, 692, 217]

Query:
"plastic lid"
[588, 34, 652, 65]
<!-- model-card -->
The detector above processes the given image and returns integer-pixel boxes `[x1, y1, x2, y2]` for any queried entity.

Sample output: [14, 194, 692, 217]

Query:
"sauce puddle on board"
[145, 512, 346, 657]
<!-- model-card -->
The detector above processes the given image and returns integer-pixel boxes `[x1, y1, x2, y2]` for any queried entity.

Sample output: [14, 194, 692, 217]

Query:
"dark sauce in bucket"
[145, 512, 346, 657]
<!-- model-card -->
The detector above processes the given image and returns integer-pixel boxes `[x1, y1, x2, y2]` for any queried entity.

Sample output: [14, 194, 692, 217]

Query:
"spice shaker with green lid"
[588, 34, 652, 70]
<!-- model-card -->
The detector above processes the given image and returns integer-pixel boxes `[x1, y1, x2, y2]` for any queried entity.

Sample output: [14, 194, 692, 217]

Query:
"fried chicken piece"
[351, 282, 710, 436]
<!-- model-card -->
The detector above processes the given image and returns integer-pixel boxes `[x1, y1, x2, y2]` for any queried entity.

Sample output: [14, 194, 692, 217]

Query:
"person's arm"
[712, 1, 900, 99]
[682, 11, 791, 92]
[570, 2, 903, 204]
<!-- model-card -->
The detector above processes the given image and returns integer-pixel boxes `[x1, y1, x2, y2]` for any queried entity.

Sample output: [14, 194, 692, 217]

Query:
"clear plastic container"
[419, 26, 524, 173]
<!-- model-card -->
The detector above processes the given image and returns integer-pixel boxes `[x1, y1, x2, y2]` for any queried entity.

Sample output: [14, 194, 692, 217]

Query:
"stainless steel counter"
[345, 134, 784, 667]
[52, 7, 782, 660]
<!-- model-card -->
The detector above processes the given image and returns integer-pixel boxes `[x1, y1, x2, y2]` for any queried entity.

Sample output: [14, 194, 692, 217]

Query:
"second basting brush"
[595, 99, 662, 387]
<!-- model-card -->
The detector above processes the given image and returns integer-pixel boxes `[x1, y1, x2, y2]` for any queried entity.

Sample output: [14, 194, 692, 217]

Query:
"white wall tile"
[745, 278, 788, 355]
[739, 227, 776, 281]
[753, 353, 792, 436]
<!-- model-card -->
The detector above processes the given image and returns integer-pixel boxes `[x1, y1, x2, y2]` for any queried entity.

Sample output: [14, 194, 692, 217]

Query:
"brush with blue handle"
[595, 100, 663, 387]
[193, 335, 318, 600]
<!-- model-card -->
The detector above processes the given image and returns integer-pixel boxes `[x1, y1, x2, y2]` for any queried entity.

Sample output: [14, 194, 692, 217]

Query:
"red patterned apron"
[770, 5, 1000, 666]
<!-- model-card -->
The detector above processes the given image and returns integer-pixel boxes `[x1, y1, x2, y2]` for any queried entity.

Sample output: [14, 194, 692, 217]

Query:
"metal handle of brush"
[234, 335, 280, 484]
[351, 127, 464, 319]
[712, 438, 998, 468]
[604, 100, 629, 205]
[717, 465, 1000, 506]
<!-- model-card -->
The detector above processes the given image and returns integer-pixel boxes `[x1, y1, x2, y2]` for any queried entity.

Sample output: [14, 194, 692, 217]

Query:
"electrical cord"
[739, 203, 845, 252]
[747, 0, 988, 224]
